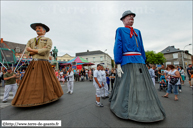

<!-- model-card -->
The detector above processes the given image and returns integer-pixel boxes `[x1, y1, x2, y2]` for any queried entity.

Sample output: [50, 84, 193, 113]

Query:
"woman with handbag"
[162, 65, 181, 101]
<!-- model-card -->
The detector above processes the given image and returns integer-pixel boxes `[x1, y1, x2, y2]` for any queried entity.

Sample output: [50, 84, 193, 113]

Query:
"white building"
[57, 53, 74, 61]
[76, 50, 112, 69]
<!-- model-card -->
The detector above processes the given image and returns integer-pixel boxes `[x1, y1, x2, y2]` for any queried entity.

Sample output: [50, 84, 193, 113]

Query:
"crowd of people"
[0, 63, 192, 104]
[54, 67, 117, 91]
[146, 64, 193, 101]
[0, 69, 25, 87]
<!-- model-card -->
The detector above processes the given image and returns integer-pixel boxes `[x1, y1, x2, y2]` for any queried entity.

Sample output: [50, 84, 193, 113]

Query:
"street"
[0, 80, 192, 128]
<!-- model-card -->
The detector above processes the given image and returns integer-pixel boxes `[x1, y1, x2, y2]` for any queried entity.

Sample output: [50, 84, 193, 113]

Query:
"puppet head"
[30, 23, 50, 36]
[121, 10, 136, 27]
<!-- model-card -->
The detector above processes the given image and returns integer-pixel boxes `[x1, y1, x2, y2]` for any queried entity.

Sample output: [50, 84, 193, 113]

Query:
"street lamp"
[182, 44, 192, 69]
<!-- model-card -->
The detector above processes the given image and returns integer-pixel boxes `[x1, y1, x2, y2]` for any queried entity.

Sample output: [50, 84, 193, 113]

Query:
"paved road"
[0, 80, 192, 128]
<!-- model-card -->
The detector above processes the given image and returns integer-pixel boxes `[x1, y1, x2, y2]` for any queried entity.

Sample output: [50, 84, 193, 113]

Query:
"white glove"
[117, 64, 124, 78]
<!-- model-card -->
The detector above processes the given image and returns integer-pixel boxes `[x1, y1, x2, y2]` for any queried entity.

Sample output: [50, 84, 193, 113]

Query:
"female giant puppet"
[12, 23, 64, 107]
[109, 11, 166, 122]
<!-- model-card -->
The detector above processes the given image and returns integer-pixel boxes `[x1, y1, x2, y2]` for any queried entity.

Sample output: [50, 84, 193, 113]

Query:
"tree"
[145, 51, 166, 64]
[111, 59, 115, 68]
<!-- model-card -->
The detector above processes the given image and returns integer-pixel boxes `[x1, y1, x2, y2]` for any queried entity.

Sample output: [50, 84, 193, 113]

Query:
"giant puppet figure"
[109, 11, 166, 122]
[12, 23, 64, 107]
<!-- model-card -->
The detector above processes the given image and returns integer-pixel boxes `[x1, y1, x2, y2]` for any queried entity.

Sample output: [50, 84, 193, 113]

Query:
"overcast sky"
[1, 1, 192, 59]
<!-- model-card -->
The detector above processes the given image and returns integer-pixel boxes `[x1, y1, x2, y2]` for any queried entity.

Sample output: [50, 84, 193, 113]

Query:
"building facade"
[1, 40, 54, 61]
[76, 50, 112, 69]
[161, 46, 192, 68]
[0, 40, 29, 59]
[57, 53, 74, 61]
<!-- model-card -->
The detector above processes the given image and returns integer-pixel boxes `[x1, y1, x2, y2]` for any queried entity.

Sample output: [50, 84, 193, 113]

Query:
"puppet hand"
[117, 64, 124, 78]
[27, 47, 32, 52]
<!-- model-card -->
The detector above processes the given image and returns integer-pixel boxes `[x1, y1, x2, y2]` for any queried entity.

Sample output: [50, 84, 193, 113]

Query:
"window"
[166, 62, 171, 66]
[100, 56, 103, 61]
[173, 53, 178, 58]
[184, 54, 187, 58]
[93, 57, 95, 62]
[173, 61, 179, 65]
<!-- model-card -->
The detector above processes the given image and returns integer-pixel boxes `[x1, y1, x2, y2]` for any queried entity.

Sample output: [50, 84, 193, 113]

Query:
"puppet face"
[122, 14, 135, 26]
[35, 26, 46, 36]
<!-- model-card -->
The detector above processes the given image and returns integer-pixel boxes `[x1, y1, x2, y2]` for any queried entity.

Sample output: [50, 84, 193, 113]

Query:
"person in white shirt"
[66, 68, 74, 94]
[148, 65, 157, 86]
[101, 66, 109, 99]
[93, 64, 104, 107]
[162, 65, 180, 101]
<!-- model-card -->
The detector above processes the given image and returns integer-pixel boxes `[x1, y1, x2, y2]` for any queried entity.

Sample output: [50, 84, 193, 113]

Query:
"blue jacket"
[114, 27, 146, 66]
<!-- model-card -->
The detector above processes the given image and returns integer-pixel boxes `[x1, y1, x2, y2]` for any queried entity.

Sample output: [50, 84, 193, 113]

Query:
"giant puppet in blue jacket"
[109, 10, 166, 122]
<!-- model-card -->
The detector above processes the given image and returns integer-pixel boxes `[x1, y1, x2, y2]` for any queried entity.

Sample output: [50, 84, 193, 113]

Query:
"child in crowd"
[160, 72, 165, 82]
[159, 79, 167, 91]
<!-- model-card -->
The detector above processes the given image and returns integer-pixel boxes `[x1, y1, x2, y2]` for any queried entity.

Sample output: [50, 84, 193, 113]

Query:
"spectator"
[85, 69, 88, 80]
[2, 68, 18, 103]
[88, 69, 92, 80]
[158, 65, 165, 80]
[108, 68, 111, 75]
[105, 68, 108, 73]
[159, 79, 167, 91]
[76, 69, 80, 81]
[186, 64, 192, 87]
[106, 74, 110, 91]
[66, 67, 74, 94]
[80, 69, 84, 81]
[55, 69, 59, 79]
[191, 70, 193, 89]
[20, 69, 25, 80]
[176, 66, 180, 71]
[0, 69, 3, 86]
[73, 69, 77, 81]
[59, 70, 63, 78]
[148, 65, 157, 86]
[164, 66, 170, 85]
[180, 66, 185, 85]
[110, 69, 116, 91]
[1, 70, 6, 87]
[63, 69, 67, 82]
[16, 70, 21, 86]
[162, 65, 181, 101]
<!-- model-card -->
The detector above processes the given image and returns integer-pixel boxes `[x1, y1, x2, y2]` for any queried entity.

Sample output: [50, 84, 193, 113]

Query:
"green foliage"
[111, 59, 115, 68]
[145, 51, 166, 64]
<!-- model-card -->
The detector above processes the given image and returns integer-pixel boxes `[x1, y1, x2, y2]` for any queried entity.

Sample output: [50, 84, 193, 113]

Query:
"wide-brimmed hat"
[120, 10, 136, 20]
[30, 23, 50, 32]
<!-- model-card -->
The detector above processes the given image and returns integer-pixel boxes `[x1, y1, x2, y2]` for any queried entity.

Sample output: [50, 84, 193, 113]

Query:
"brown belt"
[33, 59, 48, 61]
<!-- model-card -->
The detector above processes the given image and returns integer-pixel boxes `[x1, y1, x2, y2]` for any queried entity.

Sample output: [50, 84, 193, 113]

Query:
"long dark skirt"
[109, 63, 166, 122]
[12, 60, 64, 107]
